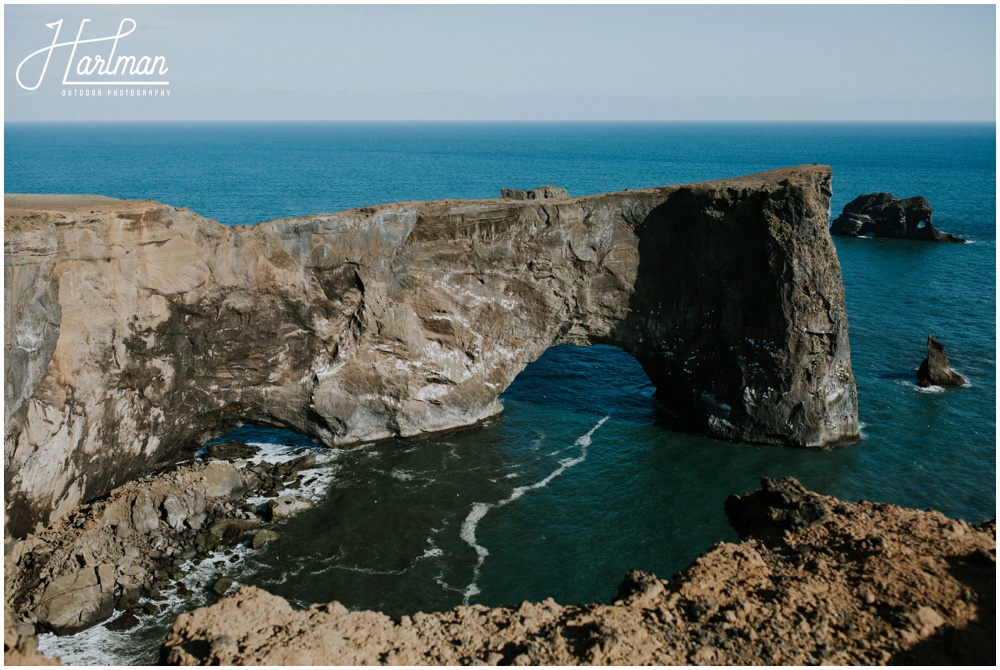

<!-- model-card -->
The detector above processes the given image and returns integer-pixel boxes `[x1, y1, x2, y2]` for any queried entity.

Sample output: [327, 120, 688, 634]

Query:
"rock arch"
[4, 165, 857, 535]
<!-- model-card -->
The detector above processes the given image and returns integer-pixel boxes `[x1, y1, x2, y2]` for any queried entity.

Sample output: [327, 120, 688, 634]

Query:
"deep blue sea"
[5, 122, 996, 665]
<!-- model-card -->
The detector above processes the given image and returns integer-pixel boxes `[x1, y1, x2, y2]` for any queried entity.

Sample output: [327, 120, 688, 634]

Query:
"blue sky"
[4, 4, 995, 121]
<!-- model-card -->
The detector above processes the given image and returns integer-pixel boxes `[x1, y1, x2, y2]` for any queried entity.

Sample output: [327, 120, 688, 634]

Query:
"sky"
[4, 4, 996, 122]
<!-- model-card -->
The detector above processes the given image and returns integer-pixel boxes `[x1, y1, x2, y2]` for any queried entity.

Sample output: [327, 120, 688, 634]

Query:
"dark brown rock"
[104, 611, 140, 632]
[917, 335, 966, 388]
[4, 166, 857, 536]
[830, 192, 965, 242]
[210, 577, 235, 596]
[201, 440, 260, 461]
[724, 477, 829, 547]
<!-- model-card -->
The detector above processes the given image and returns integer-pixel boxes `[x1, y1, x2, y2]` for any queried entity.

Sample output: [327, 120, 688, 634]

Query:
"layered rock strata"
[160, 478, 995, 665]
[830, 192, 965, 241]
[4, 166, 857, 536]
[499, 185, 571, 200]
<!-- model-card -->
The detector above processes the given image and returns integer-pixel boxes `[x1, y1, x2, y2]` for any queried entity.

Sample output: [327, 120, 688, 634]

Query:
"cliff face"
[4, 166, 857, 536]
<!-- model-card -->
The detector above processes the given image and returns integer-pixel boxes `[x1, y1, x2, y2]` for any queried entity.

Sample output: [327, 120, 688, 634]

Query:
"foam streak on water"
[459, 416, 609, 604]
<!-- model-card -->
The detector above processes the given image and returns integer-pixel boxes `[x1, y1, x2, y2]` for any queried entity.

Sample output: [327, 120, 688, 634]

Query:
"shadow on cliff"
[889, 539, 996, 665]
[606, 188, 780, 440]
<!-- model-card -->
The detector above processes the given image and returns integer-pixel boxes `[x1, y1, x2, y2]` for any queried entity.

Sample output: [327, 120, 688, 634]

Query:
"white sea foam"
[38, 542, 253, 665]
[318, 537, 444, 577]
[458, 416, 609, 604]
[40, 440, 341, 665]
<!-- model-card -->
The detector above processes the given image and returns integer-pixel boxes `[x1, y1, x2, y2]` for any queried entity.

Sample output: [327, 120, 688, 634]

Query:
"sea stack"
[830, 193, 965, 241]
[4, 166, 858, 537]
[917, 336, 966, 388]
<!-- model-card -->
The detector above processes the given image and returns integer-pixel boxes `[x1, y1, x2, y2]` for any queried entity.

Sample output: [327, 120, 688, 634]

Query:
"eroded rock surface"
[160, 478, 995, 665]
[5, 166, 857, 536]
[4, 453, 318, 639]
[500, 185, 571, 200]
[830, 192, 965, 241]
[4, 460, 251, 635]
[917, 335, 966, 388]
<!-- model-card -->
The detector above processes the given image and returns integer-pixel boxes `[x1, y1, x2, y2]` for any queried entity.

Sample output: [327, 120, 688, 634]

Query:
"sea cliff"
[4, 166, 857, 538]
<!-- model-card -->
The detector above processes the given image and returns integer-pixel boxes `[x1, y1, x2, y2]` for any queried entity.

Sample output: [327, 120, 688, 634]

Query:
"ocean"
[5, 121, 996, 665]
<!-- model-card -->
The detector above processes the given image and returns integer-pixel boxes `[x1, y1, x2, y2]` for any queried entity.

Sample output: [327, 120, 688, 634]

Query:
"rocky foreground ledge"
[6, 166, 858, 538]
[158, 478, 994, 666]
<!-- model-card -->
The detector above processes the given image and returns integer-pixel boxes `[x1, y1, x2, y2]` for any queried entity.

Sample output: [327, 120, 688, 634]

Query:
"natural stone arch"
[4, 166, 857, 536]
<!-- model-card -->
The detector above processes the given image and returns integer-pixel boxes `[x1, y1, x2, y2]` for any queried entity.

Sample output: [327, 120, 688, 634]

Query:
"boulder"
[274, 453, 318, 478]
[207, 517, 262, 547]
[202, 441, 260, 461]
[210, 577, 235, 596]
[105, 610, 141, 631]
[830, 193, 964, 241]
[917, 336, 966, 388]
[33, 568, 114, 635]
[265, 497, 315, 522]
[251, 529, 280, 549]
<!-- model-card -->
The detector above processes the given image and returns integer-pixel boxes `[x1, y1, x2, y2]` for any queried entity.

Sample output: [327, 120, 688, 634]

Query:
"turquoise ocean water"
[5, 122, 995, 664]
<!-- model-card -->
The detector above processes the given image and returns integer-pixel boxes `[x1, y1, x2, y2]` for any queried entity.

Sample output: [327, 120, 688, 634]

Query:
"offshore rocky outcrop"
[4, 165, 858, 537]
[830, 192, 965, 241]
[160, 478, 995, 665]
[917, 335, 966, 388]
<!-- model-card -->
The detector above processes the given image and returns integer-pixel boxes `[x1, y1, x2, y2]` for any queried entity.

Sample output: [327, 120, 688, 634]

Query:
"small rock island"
[830, 193, 965, 241]
[917, 335, 966, 388]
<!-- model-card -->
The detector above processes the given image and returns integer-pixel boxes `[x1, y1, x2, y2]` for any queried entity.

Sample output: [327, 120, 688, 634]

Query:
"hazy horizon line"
[5, 118, 996, 124]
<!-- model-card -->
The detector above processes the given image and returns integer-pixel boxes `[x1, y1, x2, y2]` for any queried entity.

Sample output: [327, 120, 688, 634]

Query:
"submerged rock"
[104, 611, 141, 632]
[251, 530, 280, 549]
[210, 577, 235, 596]
[917, 335, 966, 388]
[5, 166, 858, 537]
[830, 192, 965, 241]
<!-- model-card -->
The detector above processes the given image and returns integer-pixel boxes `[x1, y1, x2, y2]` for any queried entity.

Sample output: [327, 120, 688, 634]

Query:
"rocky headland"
[830, 192, 965, 242]
[157, 477, 995, 665]
[5, 165, 858, 540]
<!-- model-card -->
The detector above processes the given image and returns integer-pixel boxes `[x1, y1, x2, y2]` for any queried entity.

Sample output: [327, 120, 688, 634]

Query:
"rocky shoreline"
[6, 474, 992, 665]
[4, 442, 323, 654]
[156, 477, 994, 665]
